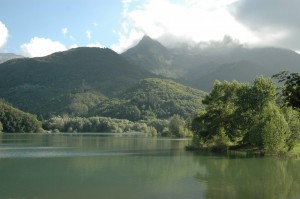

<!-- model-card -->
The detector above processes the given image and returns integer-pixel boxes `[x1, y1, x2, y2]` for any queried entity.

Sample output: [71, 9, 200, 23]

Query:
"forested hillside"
[90, 78, 206, 120]
[0, 47, 152, 116]
[0, 99, 42, 133]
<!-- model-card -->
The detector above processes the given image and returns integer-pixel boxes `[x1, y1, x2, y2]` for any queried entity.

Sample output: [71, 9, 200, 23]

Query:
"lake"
[0, 133, 299, 199]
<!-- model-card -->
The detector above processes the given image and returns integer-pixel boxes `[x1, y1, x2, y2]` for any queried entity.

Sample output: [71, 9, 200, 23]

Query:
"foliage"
[168, 115, 192, 137]
[191, 76, 298, 153]
[0, 99, 43, 133]
[192, 80, 249, 142]
[43, 115, 159, 136]
[248, 103, 289, 153]
[272, 71, 300, 110]
[282, 107, 300, 151]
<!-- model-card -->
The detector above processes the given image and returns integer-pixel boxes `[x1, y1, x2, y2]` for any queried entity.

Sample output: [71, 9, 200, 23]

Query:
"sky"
[0, 0, 299, 57]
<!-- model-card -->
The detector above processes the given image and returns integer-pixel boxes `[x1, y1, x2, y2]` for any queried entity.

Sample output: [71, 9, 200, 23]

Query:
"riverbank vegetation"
[190, 74, 300, 154]
[42, 114, 190, 137]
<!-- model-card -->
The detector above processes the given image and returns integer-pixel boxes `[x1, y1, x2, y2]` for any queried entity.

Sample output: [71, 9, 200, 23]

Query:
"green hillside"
[0, 47, 152, 116]
[0, 99, 42, 133]
[90, 78, 207, 120]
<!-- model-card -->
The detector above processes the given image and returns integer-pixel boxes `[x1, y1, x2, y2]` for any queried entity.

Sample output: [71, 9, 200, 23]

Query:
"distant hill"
[0, 53, 23, 64]
[0, 47, 152, 116]
[122, 36, 300, 91]
[90, 78, 207, 120]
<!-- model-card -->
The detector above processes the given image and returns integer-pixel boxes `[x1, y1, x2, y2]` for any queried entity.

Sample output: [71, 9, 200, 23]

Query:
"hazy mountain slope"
[0, 53, 23, 64]
[122, 35, 182, 78]
[188, 61, 269, 91]
[123, 36, 300, 91]
[0, 47, 152, 116]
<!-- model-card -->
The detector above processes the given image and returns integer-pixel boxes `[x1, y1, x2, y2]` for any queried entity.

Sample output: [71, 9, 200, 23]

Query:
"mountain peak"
[137, 35, 164, 48]
[140, 35, 154, 42]
[123, 35, 168, 56]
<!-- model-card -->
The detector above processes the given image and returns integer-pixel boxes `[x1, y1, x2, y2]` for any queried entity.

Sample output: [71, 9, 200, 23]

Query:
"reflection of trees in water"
[193, 154, 300, 199]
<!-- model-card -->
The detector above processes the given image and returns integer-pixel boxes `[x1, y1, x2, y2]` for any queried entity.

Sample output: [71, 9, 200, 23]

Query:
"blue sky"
[1, 0, 300, 57]
[0, 0, 124, 56]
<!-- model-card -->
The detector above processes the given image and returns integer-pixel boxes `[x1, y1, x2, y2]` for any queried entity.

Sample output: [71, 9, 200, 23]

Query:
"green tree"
[248, 103, 289, 153]
[191, 76, 295, 153]
[168, 115, 191, 137]
[272, 71, 300, 110]
[235, 76, 278, 144]
[0, 121, 3, 132]
[282, 107, 300, 151]
[192, 80, 248, 143]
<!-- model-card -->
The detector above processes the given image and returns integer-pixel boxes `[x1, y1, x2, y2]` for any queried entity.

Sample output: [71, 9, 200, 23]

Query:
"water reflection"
[193, 153, 300, 199]
[0, 134, 300, 199]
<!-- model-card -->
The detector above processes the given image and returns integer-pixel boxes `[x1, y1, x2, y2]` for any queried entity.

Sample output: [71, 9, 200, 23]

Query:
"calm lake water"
[0, 133, 299, 199]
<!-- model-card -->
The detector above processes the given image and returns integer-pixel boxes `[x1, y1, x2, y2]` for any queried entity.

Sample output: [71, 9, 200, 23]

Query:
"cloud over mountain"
[20, 37, 67, 57]
[112, 0, 257, 52]
[0, 21, 8, 49]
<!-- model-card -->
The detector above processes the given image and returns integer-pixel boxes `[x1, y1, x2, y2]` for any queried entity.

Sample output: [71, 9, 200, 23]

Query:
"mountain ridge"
[0, 47, 153, 116]
[122, 36, 300, 91]
[0, 53, 23, 64]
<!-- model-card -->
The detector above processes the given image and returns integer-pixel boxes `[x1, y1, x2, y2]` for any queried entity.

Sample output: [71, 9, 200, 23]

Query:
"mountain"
[90, 78, 207, 120]
[0, 53, 23, 64]
[0, 47, 152, 116]
[122, 36, 300, 91]
[122, 35, 182, 78]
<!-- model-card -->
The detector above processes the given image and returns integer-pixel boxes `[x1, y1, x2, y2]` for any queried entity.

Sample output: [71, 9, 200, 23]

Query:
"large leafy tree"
[192, 76, 297, 153]
[272, 71, 300, 110]
[192, 80, 249, 143]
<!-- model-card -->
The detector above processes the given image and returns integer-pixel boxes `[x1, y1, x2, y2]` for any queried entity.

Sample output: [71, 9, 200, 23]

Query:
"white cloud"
[86, 42, 105, 48]
[62, 27, 68, 36]
[86, 30, 92, 40]
[111, 29, 143, 53]
[0, 21, 9, 49]
[20, 37, 67, 57]
[113, 0, 259, 52]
